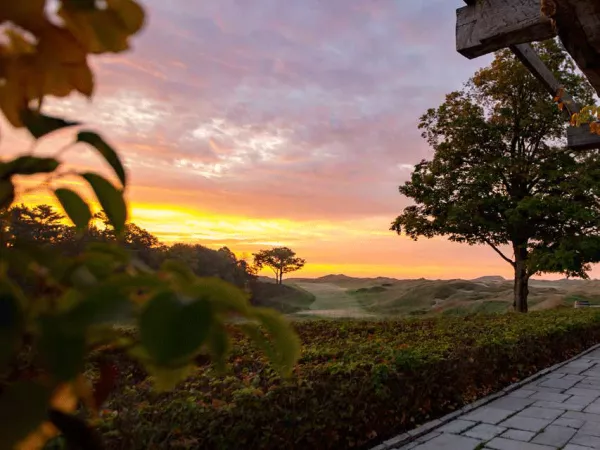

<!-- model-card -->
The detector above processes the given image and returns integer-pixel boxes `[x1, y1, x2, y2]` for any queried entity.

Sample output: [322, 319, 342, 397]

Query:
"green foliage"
[0, 2, 300, 448]
[391, 40, 600, 312]
[253, 246, 306, 284]
[96, 310, 600, 449]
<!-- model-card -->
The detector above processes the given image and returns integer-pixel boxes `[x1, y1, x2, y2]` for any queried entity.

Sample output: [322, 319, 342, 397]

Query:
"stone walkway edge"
[370, 343, 600, 450]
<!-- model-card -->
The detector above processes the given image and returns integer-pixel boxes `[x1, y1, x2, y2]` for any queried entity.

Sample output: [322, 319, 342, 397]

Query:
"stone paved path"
[391, 347, 600, 449]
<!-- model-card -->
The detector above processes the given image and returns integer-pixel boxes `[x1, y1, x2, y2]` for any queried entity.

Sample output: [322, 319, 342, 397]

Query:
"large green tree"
[391, 40, 600, 312]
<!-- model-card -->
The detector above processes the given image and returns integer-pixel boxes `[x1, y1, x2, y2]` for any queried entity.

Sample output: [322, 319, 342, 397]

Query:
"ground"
[385, 346, 600, 450]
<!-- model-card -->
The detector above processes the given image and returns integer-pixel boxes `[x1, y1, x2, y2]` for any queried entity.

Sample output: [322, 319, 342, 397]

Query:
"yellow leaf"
[66, 63, 94, 97]
[0, 0, 46, 31]
[558, 102, 564, 111]
[106, 0, 146, 34]
[73, 375, 97, 414]
[50, 383, 78, 413]
[0, 62, 26, 126]
[15, 422, 58, 450]
[5, 28, 35, 55]
[58, 3, 145, 54]
[38, 25, 87, 64]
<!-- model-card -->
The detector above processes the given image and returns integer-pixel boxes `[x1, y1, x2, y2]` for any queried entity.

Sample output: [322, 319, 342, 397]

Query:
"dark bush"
[96, 310, 600, 450]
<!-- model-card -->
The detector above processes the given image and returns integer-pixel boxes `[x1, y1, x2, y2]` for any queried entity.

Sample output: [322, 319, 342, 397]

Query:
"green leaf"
[0, 280, 24, 370]
[77, 131, 127, 187]
[188, 277, 250, 316]
[0, 179, 15, 209]
[161, 259, 196, 285]
[139, 290, 213, 366]
[20, 109, 79, 139]
[39, 315, 86, 381]
[82, 172, 127, 235]
[208, 322, 230, 373]
[145, 364, 194, 392]
[251, 308, 300, 377]
[0, 381, 53, 449]
[64, 283, 133, 329]
[2, 156, 60, 176]
[55, 188, 92, 230]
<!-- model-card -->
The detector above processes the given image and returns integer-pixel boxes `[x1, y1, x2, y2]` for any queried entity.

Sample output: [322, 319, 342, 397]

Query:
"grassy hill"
[250, 281, 316, 314]
[287, 275, 600, 317]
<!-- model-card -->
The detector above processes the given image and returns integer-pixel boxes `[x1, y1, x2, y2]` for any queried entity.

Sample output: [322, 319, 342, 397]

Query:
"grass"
[94, 309, 600, 450]
[251, 281, 315, 314]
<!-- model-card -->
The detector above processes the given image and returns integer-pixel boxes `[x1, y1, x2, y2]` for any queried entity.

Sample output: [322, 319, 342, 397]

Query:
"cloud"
[5, 0, 512, 278]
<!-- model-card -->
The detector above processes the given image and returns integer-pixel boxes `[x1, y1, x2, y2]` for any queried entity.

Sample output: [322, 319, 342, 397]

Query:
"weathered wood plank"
[567, 125, 600, 151]
[509, 43, 579, 116]
[456, 0, 556, 59]
[552, 0, 600, 97]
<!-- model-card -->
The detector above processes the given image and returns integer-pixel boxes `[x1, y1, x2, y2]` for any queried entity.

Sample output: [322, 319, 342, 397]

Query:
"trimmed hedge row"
[96, 310, 600, 449]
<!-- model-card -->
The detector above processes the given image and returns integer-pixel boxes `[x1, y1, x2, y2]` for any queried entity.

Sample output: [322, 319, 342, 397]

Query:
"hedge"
[95, 309, 600, 449]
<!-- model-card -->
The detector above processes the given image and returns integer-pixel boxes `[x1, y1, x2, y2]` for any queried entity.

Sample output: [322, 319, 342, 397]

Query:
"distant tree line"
[1, 204, 258, 295]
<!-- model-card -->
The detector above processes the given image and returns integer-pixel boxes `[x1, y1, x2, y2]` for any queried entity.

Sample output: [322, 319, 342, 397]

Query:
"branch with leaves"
[0, 2, 300, 449]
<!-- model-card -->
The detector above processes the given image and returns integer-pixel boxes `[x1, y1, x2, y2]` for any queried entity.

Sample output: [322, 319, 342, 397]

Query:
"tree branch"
[483, 239, 515, 267]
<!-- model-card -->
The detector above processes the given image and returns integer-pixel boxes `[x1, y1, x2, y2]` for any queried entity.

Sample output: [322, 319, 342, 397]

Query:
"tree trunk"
[279, 271, 283, 285]
[513, 246, 529, 312]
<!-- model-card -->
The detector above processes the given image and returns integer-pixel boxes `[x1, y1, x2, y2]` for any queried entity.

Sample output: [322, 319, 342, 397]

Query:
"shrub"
[95, 310, 600, 449]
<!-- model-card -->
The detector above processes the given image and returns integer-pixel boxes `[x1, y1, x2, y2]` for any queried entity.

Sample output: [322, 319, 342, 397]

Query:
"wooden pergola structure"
[456, 0, 600, 150]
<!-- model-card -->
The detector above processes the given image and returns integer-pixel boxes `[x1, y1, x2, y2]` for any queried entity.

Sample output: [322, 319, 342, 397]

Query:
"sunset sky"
[7, 0, 586, 280]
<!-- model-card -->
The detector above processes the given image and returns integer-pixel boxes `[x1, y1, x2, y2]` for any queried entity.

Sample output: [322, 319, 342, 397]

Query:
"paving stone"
[543, 373, 566, 380]
[562, 410, 600, 423]
[557, 366, 590, 375]
[499, 416, 552, 432]
[529, 391, 571, 402]
[570, 431, 600, 449]
[410, 433, 482, 449]
[438, 419, 476, 434]
[552, 417, 585, 429]
[526, 385, 567, 394]
[532, 400, 582, 412]
[508, 389, 536, 399]
[580, 422, 600, 437]
[539, 377, 580, 389]
[463, 407, 515, 425]
[581, 369, 600, 377]
[517, 406, 564, 420]
[485, 437, 556, 450]
[585, 403, 600, 414]
[564, 374, 586, 382]
[531, 425, 576, 447]
[565, 387, 600, 398]
[463, 424, 506, 440]
[416, 432, 442, 443]
[500, 429, 535, 441]
[563, 445, 598, 450]
[567, 395, 597, 407]
[488, 397, 535, 412]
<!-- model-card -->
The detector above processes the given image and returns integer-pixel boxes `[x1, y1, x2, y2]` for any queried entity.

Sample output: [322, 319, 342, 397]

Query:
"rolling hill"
[284, 275, 600, 318]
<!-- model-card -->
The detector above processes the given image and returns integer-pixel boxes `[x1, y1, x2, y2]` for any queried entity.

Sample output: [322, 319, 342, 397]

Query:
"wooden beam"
[551, 0, 600, 97]
[568, 125, 600, 151]
[456, 0, 556, 59]
[509, 43, 580, 116]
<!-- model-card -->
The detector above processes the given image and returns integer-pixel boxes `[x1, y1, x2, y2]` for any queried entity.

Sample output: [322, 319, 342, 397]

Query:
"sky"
[8, 0, 576, 280]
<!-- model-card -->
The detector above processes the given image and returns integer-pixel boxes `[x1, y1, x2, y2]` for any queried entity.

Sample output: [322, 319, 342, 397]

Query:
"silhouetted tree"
[253, 247, 306, 284]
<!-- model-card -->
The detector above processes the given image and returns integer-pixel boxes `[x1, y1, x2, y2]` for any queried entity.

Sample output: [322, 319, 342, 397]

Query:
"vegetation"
[0, 2, 298, 449]
[253, 247, 306, 285]
[94, 309, 600, 450]
[392, 40, 600, 312]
